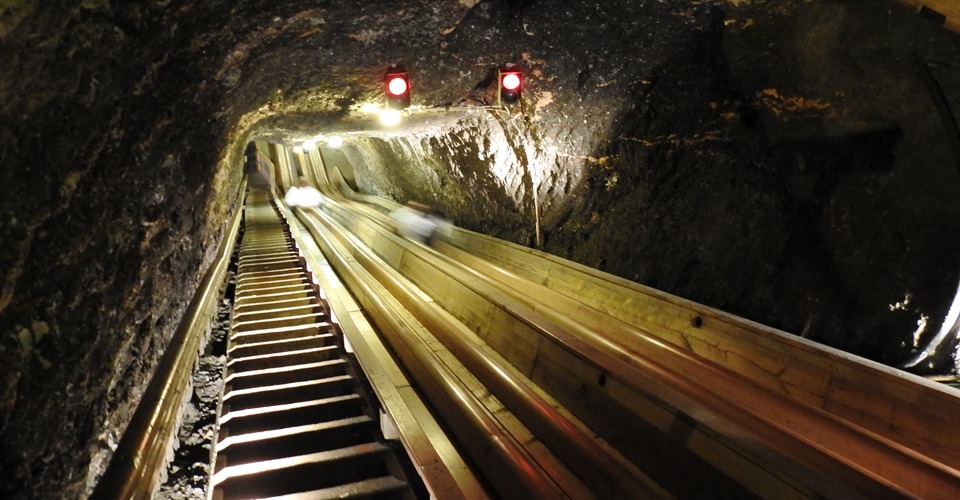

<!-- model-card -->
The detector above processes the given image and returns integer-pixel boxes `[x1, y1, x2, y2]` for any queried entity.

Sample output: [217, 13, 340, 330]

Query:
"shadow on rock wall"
[540, 3, 960, 371]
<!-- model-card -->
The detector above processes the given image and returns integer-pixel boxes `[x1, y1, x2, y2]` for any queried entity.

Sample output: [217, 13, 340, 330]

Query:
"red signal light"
[502, 73, 521, 91]
[499, 68, 523, 105]
[387, 76, 408, 96]
[383, 65, 410, 110]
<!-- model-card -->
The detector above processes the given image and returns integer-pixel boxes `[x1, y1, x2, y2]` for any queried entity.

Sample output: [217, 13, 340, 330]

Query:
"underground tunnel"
[2, 0, 960, 497]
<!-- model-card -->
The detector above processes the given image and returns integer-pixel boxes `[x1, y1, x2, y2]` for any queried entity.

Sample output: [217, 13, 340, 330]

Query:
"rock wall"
[341, 116, 537, 243]
[337, 0, 960, 372]
[0, 1, 248, 497]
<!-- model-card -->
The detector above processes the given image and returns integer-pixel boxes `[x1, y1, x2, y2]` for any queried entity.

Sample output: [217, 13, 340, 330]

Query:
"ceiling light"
[380, 109, 401, 126]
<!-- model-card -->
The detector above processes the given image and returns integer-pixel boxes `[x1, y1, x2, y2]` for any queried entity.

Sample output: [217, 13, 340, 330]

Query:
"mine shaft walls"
[330, 2, 960, 375]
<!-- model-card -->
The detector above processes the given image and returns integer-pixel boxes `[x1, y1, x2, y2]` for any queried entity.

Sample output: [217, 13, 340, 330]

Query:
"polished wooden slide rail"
[298, 151, 696, 498]
[304, 204, 674, 497]
[446, 223, 960, 470]
[301, 155, 960, 498]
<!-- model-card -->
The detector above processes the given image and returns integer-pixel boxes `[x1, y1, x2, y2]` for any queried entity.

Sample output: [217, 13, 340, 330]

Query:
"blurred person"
[390, 201, 449, 245]
[284, 177, 323, 208]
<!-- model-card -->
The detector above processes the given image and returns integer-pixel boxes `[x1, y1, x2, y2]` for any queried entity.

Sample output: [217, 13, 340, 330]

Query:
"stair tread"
[220, 393, 361, 425]
[223, 374, 354, 400]
[217, 414, 374, 451]
[262, 476, 411, 500]
[212, 442, 391, 486]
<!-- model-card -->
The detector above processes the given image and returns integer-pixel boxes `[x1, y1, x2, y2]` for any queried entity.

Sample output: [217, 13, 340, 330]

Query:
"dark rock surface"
[158, 298, 228, 500]
[1, 1, 959, 498]
[337, 0, 960, 371]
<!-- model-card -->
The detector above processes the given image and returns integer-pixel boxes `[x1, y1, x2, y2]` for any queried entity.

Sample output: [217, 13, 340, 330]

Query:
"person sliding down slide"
[284, 177, 323, 208]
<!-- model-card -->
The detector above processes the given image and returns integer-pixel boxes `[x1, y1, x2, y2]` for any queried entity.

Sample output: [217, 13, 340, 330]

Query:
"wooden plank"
[313, 183, 960, 494]
[447, 226, 960, 472]
[288, 218, 490, 500]
[323, 203, 834, 495]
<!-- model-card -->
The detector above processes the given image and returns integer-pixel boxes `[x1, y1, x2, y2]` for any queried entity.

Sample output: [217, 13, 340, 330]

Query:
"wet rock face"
[341, 118, 539, 244]
[1, 0, 960, 497]
[343, 0, 960, 371]
[0, 1, 241, 497]
[718, 1, 960, 370]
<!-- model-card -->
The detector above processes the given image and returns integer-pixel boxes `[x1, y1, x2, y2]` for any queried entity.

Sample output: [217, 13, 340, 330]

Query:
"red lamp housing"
[384, 65, 410, 110]
[499, 67, 523, 105]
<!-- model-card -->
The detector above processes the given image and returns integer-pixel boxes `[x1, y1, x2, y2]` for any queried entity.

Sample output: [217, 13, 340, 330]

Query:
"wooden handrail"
[91, 182, 245, 499]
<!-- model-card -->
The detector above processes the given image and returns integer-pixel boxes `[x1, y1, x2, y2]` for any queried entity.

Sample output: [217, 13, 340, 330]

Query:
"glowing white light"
[358, 103, 382, 114]
[292, 146, 302, 153]
[302, 140, 316, 150]
[327, 136, 343, 148]
[901, 280, 960, 369]
[502, 73, 521, 90]
[387, 76, 408, 96]
[380, 109, 402, 126]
